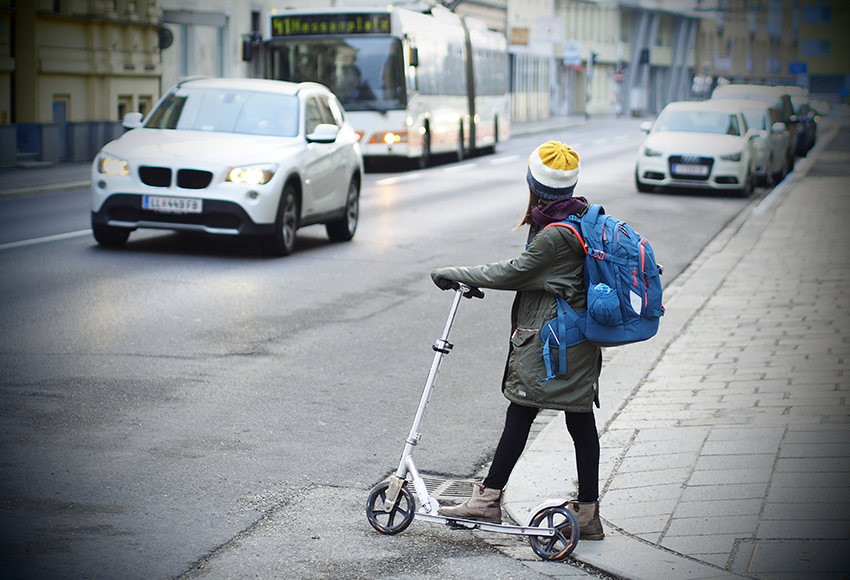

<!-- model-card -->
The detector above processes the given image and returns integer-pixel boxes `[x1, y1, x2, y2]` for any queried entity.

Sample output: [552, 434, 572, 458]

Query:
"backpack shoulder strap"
[543, 221, 587, 255]
[585, 204, 604, 222]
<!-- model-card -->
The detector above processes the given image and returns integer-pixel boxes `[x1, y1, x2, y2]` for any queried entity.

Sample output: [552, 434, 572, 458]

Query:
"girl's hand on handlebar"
[430, 268, 455, 290]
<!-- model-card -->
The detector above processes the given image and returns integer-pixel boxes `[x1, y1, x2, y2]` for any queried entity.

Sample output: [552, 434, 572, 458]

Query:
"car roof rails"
[176, 75, 214, 88]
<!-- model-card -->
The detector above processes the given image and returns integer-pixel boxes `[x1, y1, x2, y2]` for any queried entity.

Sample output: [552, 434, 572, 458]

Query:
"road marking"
[375, 174, 420, 186]
[592, 138, 607, 146]
[0, 229, 92, 250]
[443, 162, 477, 173]
[490, 155, 519, 165]
[615, 135, 629, 142]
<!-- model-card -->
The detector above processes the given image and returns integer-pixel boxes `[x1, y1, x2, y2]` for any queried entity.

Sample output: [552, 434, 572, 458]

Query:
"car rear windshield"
[145, 88, 299, 137]
[655, 110, 742, 136]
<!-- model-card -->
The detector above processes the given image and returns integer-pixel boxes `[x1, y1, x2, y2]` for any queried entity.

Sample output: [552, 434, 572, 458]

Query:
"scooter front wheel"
[366, 480, 415, 535]
[528, 506, 579, 561]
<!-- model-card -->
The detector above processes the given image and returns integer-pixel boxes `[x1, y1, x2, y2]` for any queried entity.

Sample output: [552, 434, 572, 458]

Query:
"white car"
[710, 83, 801, 167]
[91, 77, 364, 256]
[635, 101, 758, 196]
[717, 99, 791, 187]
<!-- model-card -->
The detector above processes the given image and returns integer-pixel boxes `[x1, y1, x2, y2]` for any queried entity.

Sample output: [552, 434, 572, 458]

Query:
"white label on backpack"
[630, 290, 642, 314]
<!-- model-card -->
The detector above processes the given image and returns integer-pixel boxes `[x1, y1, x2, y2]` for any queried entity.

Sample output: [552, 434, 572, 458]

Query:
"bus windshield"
[265, 37, 406, 112]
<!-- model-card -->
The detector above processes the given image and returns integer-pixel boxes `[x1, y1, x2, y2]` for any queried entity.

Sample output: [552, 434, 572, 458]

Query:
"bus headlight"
[368, 131, 408, 145]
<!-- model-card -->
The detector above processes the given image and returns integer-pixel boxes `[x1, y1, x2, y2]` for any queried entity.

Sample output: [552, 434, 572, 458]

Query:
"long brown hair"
[517, 188, 546, 228]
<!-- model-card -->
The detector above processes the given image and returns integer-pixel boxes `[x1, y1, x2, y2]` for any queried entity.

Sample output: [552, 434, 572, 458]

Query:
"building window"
[118, 95, 133, 120]
[801, 39, 830, 57]
[802, 5, 831, 23]
[139, 96, 153, 117]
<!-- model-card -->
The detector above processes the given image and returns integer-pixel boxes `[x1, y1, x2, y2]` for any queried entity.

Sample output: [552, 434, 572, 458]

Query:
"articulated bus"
[261, 4, 510, 167]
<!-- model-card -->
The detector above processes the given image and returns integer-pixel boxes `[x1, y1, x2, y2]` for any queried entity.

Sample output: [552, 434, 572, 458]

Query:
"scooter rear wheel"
[366, 480, 415, 535]
[528, 506, 579, 561]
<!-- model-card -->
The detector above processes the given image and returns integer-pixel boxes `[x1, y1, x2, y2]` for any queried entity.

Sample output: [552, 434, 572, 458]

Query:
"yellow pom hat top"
[526, 141, 581, 200]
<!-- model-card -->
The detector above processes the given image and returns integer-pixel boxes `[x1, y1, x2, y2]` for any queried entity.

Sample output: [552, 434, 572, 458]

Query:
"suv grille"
[177, 169, 213, 189]
[139, 166, 172, 187]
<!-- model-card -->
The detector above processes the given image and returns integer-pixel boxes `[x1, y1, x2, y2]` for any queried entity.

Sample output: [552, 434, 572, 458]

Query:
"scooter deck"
[414, 512, 557, 537]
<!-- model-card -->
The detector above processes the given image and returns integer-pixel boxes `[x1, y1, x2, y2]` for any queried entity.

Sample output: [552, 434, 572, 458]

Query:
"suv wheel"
[262, 184, 299, 257]
[93, 223, 131, 247]
[326, 178, 359, 242]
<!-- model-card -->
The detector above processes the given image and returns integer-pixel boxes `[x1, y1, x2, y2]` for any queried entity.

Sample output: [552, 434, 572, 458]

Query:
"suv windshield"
[656, 110, 742, 136]
[265, 37, 406, 112]
[145, 88, 299, 137]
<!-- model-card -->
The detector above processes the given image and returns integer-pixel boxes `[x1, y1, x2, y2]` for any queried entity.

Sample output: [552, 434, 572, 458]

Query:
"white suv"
[91, 77, 364, 256]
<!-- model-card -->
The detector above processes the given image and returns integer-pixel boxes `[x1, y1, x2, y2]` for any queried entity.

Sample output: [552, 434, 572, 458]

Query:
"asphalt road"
[0, 117, 763, 579]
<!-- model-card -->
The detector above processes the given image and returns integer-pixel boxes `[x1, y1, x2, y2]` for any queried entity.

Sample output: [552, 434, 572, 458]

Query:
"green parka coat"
[431, 220, 602, 413]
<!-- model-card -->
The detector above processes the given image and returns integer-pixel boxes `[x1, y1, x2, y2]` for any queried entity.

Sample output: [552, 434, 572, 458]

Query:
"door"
[52, 99, 68, 161]
[301, 96, 339, 215]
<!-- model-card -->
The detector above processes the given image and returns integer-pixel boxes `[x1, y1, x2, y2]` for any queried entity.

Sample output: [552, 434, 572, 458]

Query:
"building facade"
[693, 0, 797, 97]
[5, 0, 843, 167]
[796, 0, 849, 104]
[2, 0, 161, 166]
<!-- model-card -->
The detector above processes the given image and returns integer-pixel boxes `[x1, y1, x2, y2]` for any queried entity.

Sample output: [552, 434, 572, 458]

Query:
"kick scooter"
[366, 282, 580, 561]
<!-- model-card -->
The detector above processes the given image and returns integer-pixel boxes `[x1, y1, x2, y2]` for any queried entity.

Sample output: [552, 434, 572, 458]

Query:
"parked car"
[778, 85, 818, 155]
[710, 83, 802, 169]
[716, 99, 791, 187]
[635, 100, 757, 196]
[91, 77, 364, 256]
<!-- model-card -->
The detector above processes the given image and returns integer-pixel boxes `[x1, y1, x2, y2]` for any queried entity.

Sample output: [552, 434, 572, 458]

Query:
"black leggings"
[482, 402, 600, 502]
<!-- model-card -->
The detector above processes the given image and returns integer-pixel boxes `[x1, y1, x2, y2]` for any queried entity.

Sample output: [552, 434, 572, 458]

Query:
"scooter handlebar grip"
[460, 283, 485, 299]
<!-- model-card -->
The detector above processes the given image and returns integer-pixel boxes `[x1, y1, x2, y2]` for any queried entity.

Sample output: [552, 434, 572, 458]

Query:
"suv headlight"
[720, 152, 742, 161]
[643, 147, 663, 157]
[226, 163, 278, 185]
[98, 154, 129, 176]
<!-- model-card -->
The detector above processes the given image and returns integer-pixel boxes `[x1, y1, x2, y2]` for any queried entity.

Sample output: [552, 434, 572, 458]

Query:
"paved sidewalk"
[505, 118, 850, 579]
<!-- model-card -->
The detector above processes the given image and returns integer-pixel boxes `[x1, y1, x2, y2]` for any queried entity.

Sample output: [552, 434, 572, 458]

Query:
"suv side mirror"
[639, 121, 652, 133]
[306, 123, 339, 144]
[122, 112, 144, 130]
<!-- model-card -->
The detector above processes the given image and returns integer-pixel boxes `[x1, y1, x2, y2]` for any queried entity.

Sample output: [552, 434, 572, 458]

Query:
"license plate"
[672, 164, 709, 176]
[143, 195, 202, 213]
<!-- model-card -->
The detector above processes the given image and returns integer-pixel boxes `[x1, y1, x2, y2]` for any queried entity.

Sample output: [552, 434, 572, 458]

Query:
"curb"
[502, 122, 842, 579]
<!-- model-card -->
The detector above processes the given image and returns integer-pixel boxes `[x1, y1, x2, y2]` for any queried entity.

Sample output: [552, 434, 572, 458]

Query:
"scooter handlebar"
[438, 279, 484, 299]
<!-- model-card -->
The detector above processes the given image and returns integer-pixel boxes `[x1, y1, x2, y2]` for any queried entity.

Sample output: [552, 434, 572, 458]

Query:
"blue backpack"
[539, 204, 664, 381]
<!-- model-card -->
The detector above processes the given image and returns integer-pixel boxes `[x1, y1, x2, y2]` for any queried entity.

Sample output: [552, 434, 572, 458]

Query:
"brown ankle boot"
[438, 483, 502, 523]
[567, 500, 604, 540]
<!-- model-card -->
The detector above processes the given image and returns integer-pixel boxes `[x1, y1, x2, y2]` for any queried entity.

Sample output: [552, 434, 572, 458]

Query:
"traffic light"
[591, 51, 599, 66]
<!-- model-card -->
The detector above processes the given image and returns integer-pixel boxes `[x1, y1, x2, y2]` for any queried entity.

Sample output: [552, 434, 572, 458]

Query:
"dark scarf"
[531, 196, 588, 226]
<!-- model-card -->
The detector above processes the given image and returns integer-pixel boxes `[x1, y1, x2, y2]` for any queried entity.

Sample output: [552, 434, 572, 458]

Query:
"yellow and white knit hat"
[526, 141, 580, 200]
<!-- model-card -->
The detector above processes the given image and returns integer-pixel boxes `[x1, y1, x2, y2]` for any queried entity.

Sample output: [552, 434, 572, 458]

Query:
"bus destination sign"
[271, 13, 391, 37]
